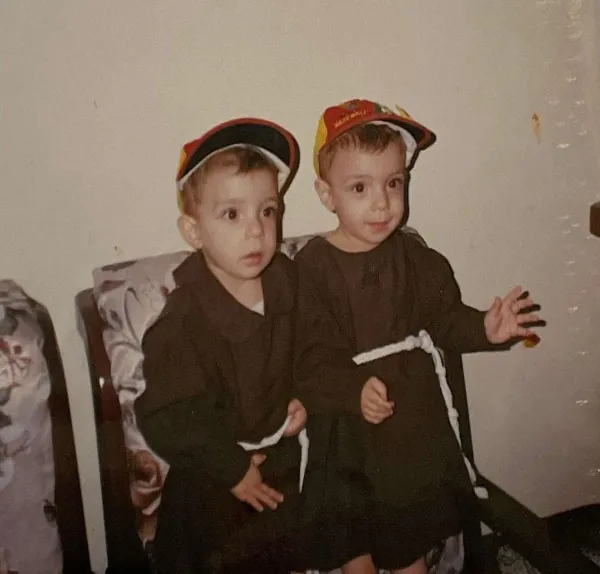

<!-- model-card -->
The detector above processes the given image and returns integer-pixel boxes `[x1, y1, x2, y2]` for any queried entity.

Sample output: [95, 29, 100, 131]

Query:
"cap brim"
[177, 118, 300, 196]
[367, 114, 436, 153]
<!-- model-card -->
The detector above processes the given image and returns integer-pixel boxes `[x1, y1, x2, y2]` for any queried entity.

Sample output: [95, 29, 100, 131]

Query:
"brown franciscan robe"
[138, 250, 302, 487]
[294, 229, 494, 565]
[137, 249, 364, 572]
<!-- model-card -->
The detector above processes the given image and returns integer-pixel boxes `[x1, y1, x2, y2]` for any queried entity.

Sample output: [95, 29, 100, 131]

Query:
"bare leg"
[391, 556, 428, 574]
[342, 554, 378, 574]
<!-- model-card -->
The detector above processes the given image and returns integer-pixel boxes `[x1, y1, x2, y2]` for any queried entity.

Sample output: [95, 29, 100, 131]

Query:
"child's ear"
[314, 178, 335, 213]
[177, 214, 203, 250]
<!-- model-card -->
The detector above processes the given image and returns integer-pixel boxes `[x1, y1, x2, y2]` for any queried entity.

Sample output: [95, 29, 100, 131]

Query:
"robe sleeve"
[293, 259, 367, 415]
[419, 248, 494, 353]
[137, 305, 250, 488]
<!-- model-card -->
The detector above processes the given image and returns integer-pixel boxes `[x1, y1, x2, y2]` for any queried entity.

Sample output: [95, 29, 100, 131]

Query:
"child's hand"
[361, 376, 394, 424]
[230, 454, 284, 512]
[283, 398, 307, 437]
[484, 286, 541, 344]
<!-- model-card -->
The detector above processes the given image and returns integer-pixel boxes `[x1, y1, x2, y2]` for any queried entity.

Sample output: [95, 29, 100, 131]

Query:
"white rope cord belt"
[237, 417, 310, 492]
[237, 330, 487, 500]
[353, 329, 488, 500]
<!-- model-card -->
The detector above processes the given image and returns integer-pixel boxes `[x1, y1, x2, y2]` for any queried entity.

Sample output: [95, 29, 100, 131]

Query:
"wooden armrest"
[34, 301, 92, 573]
[75, 289, 150, 571]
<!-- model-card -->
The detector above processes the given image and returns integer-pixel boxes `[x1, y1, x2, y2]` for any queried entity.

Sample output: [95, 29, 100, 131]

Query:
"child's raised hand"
[283, 398, 307, 437]
[484, 286, 541, 344]
[230, 455, 284, 512]
[361, 376, 394, 424]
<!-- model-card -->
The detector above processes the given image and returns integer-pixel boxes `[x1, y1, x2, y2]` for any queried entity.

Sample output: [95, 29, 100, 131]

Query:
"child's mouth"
[367, 220, 391, 232]
[243, 251, 263, 265]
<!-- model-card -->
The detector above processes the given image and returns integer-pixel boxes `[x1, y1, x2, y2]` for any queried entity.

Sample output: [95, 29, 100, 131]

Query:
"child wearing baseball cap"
[137, 118, 318, 573]
[294, 99, 542, 573]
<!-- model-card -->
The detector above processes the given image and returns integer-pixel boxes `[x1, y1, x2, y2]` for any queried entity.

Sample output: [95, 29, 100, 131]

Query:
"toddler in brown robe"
[138, 119, 313, 574]
[294, 99, 542, 574]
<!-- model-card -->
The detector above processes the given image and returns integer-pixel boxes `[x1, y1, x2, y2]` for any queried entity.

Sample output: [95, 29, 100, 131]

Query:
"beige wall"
[1, 1, 599, 571]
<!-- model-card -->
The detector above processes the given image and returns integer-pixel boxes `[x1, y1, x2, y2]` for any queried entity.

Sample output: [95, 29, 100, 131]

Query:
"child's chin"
[237, 269, 263, 281]
[236, 263, 269, 280]
[362, 228, 392, 243]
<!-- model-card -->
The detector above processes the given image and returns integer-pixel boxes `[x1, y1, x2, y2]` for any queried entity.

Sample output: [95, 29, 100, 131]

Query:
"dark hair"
[319, 123, 406, 179]
[180, 147, 278, 215]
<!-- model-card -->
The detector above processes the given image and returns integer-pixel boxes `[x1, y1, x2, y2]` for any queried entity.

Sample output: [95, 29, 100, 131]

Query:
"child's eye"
[223, 208, 238, 221]
[263, 205, 278, 218]
[389, 177, 404, 189]
[351, 182, 365, 194]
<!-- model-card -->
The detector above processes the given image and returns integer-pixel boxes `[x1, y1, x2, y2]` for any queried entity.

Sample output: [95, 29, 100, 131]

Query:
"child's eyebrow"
[213, 197, 278, 210]
[213, 198, 246, 209]
[343, 171, 404, 183]
[343, 173, 373, 182]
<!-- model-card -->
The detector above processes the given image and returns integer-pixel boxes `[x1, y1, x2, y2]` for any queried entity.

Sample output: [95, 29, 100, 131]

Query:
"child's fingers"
[285, 419, 299, 434]
[513, 296, 534, 313]
[364, 400, 385, 418]
[362, 404, 381, 422]
[363, 411, 380, 424]
[258, 483, 284, 507]
[287, 398, 303, 415]
[245, 494, 264, 513]
[293, 406, 307, 421]
[366, 381, 391, 406]
[256, 493, 278, 511]
[261, 482, 284, 502]
[375, 409, 393, 424]
[489, 296, 502, 313]
[504, 285, 523, 304]
[367, 394, 394, 414]
[283, 416, 305, 437]
[517, 312, 540, 325]
[251, 453, 266, 466]
[365, 411, 391, 425]
[363, 405, 393, 424]
[248, 489, 276, 511]
[370, 377, 389, 400]
[515, 326, 535, 338]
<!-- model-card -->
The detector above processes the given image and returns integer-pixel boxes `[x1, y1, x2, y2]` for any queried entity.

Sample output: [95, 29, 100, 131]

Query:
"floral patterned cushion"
[0, 281, 62, 574]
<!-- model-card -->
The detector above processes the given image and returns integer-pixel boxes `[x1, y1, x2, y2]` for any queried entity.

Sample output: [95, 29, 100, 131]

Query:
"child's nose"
[246, 217, 264, 238]
[372, 188, 390, 211]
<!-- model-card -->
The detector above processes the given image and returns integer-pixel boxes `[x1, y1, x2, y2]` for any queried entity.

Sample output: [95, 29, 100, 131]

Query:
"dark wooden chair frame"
[34, 300, 91, 573]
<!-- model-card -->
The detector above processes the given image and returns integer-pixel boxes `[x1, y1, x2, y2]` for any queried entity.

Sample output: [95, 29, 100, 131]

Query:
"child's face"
[181, 166, 279, 292]
[317, 141, 406, 252]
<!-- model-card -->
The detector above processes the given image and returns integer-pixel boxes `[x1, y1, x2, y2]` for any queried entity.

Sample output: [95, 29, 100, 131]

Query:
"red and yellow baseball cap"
[313, 99, 436, 176]
[176, 118, 300, 211]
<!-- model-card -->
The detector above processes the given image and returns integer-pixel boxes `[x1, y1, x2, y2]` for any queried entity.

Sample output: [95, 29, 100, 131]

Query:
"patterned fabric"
[0, 281, 62, 574]
[496, 543, 600, 572]
[93, 251, 188, 544]
[92, 228, 459, 573]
